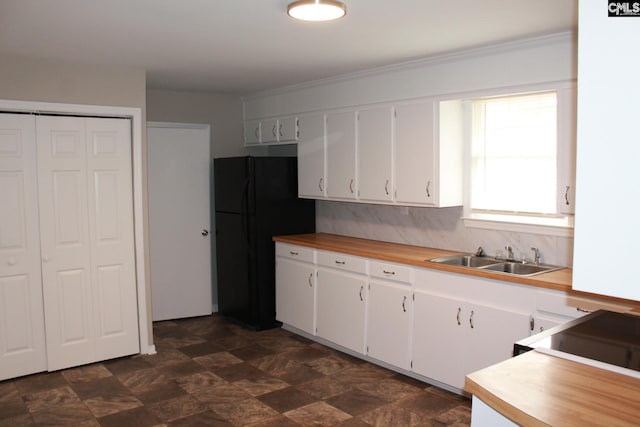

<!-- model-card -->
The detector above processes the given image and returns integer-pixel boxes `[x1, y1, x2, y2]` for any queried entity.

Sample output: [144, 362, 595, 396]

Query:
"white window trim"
[459, 81, 575, 237]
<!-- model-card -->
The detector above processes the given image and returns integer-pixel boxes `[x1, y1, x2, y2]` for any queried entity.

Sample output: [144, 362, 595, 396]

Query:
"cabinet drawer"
[276, 243, 316, 263]
[536, 290, 633, 318]
[369, 261, 412, 284]
[318, 251, 367, 274]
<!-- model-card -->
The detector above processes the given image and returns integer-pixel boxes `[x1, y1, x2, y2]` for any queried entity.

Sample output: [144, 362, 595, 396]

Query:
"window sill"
[463, 212, 574, 237]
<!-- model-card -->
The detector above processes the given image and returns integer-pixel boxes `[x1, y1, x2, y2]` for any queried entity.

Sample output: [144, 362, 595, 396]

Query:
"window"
[471, 91, 557, 214]
[463, 89, 574, 235]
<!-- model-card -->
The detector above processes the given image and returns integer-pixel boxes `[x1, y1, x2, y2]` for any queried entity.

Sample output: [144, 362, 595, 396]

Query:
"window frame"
[457, 81, 576, 237]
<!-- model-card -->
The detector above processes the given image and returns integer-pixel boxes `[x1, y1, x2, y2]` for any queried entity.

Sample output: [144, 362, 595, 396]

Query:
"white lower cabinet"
[316, 251, 367, 354]
[412, 289, 532, 390]
[274, 242, 634, 394]
[275, 244, 316, 335]
[367, 279, 412, 369]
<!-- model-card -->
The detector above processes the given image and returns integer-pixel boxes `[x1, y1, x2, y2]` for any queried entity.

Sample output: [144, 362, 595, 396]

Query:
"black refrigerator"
[214, 156, 315, 330]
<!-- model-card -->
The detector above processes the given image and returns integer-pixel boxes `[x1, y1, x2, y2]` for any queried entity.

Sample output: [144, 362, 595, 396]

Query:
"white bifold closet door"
[0, 114, 47, 380]
[0, 113, 139, 380]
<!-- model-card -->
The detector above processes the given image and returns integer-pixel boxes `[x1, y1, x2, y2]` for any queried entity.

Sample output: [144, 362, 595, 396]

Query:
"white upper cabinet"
[394, 102, 435, 205]
[260, 118, 278, 143]
[357, 107, 394, 202]
[326, 111, 357, 200]
[572, 0, 640, 300]
[395, 100, 463, 207]
[278, 116, 299, 142]
[244, 117, 298, 145]
[297, 114, 326, 199]
[557, 86, 576, 215]
[244, 120, 261, 145]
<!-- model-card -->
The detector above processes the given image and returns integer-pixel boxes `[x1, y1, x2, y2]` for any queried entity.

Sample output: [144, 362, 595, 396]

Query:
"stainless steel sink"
[427, 254, 499, 268]
[479, 262, 563, 276]
[426, 254, 564, 277]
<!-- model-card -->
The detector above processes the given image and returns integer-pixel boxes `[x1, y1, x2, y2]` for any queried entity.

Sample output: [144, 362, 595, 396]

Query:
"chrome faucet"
[531, 247, 541, 265]
[475, 246, 485, 257]
[505, 245, 514, 261]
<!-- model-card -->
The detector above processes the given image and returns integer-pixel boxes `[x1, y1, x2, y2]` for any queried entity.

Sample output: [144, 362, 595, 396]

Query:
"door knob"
[201, 229, 209, 236]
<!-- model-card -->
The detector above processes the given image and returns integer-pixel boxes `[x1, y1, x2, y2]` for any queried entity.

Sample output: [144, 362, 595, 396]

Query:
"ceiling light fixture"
[287, 0, 347, 22]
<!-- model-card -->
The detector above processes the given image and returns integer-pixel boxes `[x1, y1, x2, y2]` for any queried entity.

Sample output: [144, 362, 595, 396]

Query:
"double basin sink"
[426, 254, 564, 277]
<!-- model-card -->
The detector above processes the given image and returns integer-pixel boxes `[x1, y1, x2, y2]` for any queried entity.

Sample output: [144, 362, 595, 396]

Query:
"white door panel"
[148, 124, 212, 321]
[0, 113, 47, 380]
[37, 116, 95, 370]
[37, 116, 139, 371]
[86, 118, 138, 359]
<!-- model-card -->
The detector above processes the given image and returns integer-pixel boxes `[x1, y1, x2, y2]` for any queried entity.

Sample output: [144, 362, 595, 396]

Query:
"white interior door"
[148, 123, 212, 321]
[36, 116, 139, 371]
[0, 114, 47, 380]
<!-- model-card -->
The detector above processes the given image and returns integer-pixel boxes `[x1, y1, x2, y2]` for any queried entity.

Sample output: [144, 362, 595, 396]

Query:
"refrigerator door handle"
[240, 176, 255, 256]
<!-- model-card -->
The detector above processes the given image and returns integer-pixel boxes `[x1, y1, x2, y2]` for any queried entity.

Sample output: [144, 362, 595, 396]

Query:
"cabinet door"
[275, 257, 315, 335]
[261, 119, 278, 143]
[395, 102, 435, 205]
[244, 120, 261, 145]
[411, 290, 465, 388]
[466, 303, 532, 380]
[297, 114, 326, 198]
[357, 107, 393, 202]
[573, 0, 640, 300]
[0, 114, 47, 381]
[367, 280, 411, 370]
[557, 86, 576, 215]
[316, 268, 367, 354]
[326, 111, 356, 199]
[278, 117, 298, 142]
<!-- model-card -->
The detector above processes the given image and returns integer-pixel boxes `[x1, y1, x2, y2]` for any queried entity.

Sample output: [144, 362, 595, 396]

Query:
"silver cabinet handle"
[308, 273, 313, 287]
[529, 315, 535, 332]
[456, 307, 461, 325]
[272, 124, 277, 138]
[279, 123, 283, 137]
[349, 178, 354, 194]
[426, 181, 431, 198]
[335, 260, 345, 265]
[402, 296, 407, 312]
[359, 285, 364, 301]
[254, 126, 259, 139]
[384, 179, 389, 195]
[319, 178, 324, 192]
[382, 270, 395, 275]
[289, 251, 299, 256]
[564, 185, 570, 205]
[201, 229, 209, 236]
[469, 310, 475, 329]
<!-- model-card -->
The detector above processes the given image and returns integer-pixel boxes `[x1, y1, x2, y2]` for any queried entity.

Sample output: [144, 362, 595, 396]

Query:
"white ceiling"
[0, 0, 578, 95]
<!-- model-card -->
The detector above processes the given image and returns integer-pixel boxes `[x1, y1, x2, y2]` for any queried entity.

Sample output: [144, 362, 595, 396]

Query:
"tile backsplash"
[316, 201, 573, 267]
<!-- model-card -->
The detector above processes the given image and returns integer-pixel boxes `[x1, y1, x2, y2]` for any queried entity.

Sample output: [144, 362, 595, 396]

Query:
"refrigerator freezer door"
[214, 156, 255, 215]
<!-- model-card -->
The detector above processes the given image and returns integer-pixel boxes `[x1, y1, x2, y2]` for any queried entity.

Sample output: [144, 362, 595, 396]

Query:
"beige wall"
[0, 53, 154, 348]
[146, 88, 265, 158]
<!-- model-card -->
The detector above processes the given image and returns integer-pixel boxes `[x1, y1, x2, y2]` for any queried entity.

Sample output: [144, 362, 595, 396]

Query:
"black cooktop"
[514, 310, 640, 372]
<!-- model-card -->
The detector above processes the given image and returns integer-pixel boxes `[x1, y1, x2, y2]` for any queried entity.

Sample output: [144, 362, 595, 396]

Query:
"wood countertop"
[274, 233, 595, 295]
[465, 350, 640, 426]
